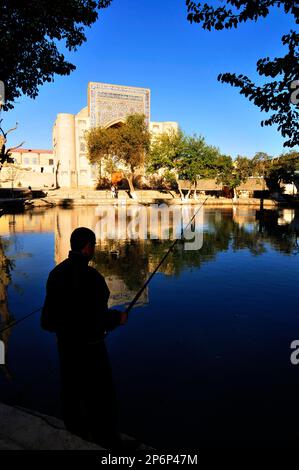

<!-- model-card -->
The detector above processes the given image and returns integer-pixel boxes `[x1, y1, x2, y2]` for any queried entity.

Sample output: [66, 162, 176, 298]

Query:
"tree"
[186, 0, 299, 147]
[0, 0, 112, 110]
[147, 129, 187, 199]
[0, 120, 25, 172]
[148, 131, 226, 200]
[216, 155, 253, 200]
[115, 114, 151, 198]
[266, 150, 299, 193]
[86, 114, 150, 198]
[251, 151, 272, 209]
[87, 125, 116, 185]
[0, 163, 25, 196]
[181, 134, 222, 199]
[252, 152, 272, 180]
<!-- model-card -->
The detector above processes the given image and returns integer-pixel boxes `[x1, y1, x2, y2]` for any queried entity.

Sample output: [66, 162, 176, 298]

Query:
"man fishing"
[41, 227, 128, 450]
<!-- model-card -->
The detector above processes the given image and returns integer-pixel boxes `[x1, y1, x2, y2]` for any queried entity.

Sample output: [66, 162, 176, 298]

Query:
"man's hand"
[120, 311, 128, 325]
[109, 309, 128, 326]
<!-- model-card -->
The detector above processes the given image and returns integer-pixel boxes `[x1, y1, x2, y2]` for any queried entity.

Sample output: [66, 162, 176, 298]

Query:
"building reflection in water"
[0, 204, 297, 321]
[0, 205, 298, 448]
[0, 235, 16, 378]
[0, 205, 298, 382]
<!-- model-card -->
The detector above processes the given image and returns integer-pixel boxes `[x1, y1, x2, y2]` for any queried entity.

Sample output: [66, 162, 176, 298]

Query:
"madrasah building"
[52, 82, 179, 189]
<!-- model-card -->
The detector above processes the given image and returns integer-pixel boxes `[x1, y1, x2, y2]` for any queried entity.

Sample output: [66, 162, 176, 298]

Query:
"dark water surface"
[0, 205, 299, 450]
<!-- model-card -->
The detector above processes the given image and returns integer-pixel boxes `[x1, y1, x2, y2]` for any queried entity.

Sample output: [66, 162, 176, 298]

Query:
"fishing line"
[0, 307, 41, 334]
[124, 197, 208, 314]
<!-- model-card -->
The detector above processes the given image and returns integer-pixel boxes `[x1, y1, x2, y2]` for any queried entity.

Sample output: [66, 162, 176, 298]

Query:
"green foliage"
[186, 0, 299, 147]
[0, 0, 112, 109]
[251, 152, 272, 178]
[115, 114, 151, 173]
[87, 112, 298, 197]
[87, 113, 150, 171]
[87, 126, 116, 165]
[148, 131, 221, 183]
[163, 170, 177, 187]
[216, 155, 253, 191]
[266, 151, 299, 191]
[246, 150, 298, 192]
[86, 114, 150, 191]
[182, 134, 221, 183]
[147, 129, 186, 176]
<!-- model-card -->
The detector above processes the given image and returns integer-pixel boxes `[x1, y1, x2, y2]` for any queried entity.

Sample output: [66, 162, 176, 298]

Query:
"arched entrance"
[104, 118, 125, 129]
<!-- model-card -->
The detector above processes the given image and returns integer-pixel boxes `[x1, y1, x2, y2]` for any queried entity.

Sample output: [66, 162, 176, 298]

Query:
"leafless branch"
[5, 122, 19, 136]
[7, 141, 25, 152]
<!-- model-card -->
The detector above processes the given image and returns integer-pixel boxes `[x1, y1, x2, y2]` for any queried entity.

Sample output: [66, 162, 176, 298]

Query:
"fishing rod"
[124, 197, 208, 314]
[0, 307, 41, 334]
[0, 198, 208, 334]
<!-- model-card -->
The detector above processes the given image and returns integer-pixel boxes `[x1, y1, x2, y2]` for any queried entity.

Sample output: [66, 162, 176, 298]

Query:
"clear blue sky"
[1, 0, 297, 157]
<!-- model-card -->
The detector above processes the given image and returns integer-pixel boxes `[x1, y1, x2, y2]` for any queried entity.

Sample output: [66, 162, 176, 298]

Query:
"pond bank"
[25, 189, 280, 208]
[0, 402, 151, 450]
[0, 189, 288, 212]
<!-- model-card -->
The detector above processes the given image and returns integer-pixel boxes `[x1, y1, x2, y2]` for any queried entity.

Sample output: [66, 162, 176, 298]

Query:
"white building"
[4, 148, 55, 189]
[53, 82, 178, 189]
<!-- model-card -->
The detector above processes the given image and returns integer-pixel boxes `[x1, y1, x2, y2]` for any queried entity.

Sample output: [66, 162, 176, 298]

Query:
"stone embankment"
[0, 402, 151, 450]
[27, 189, 278, 208]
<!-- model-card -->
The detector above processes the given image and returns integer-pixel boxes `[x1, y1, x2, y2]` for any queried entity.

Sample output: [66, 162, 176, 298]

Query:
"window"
[32, 158, 38, 165]
[80, 143, 86, 152]
[49, 159, 54, 165]
[23, 157, 30, 165]
[41, 167, 44, 173]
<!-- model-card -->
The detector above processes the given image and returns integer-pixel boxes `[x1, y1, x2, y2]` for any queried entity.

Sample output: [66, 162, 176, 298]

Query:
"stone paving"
[0, 402, 151, 450]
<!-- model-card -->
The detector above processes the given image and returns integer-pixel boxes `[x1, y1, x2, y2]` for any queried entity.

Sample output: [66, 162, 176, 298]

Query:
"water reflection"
[0, 205, 298, 323]
[0, 205, 298, 448]
[0, 237, 14, 378]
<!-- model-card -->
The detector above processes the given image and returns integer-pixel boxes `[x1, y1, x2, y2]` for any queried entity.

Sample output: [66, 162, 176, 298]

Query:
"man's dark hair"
[70, 227, 96, 252]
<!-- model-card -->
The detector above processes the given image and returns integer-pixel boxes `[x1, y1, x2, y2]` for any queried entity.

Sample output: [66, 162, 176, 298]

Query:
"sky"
[1, 0, 297, 158]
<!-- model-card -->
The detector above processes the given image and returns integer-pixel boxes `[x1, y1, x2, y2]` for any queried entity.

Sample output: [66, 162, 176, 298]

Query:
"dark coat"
[41, 251, 122, 445]
[41, 251, 121, 343]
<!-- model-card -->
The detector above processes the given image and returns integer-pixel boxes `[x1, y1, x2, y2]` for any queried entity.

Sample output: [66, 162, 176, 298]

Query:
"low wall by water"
[0, 402, 151, 450]
[0, 402, 103, 450]
[33, 189, 279, 207]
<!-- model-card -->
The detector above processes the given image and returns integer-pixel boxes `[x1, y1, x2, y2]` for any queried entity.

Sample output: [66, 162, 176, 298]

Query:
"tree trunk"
[192, 180, 198, 199]
[186, 191, 191, 200]
[126, 173, 138, 200]
[185, 180, 194, 200]
[175, 176, 185, 201]
[233, 187, 238, 203]
[260, 175, 265, 211]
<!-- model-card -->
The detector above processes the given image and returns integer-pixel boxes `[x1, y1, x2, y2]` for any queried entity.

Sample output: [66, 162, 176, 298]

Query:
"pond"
[0, 204, 299, 450]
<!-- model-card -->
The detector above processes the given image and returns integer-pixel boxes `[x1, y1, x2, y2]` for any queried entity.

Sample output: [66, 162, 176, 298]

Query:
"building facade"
[3, 148, 55, 189]
[53, 82, 179, 189]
